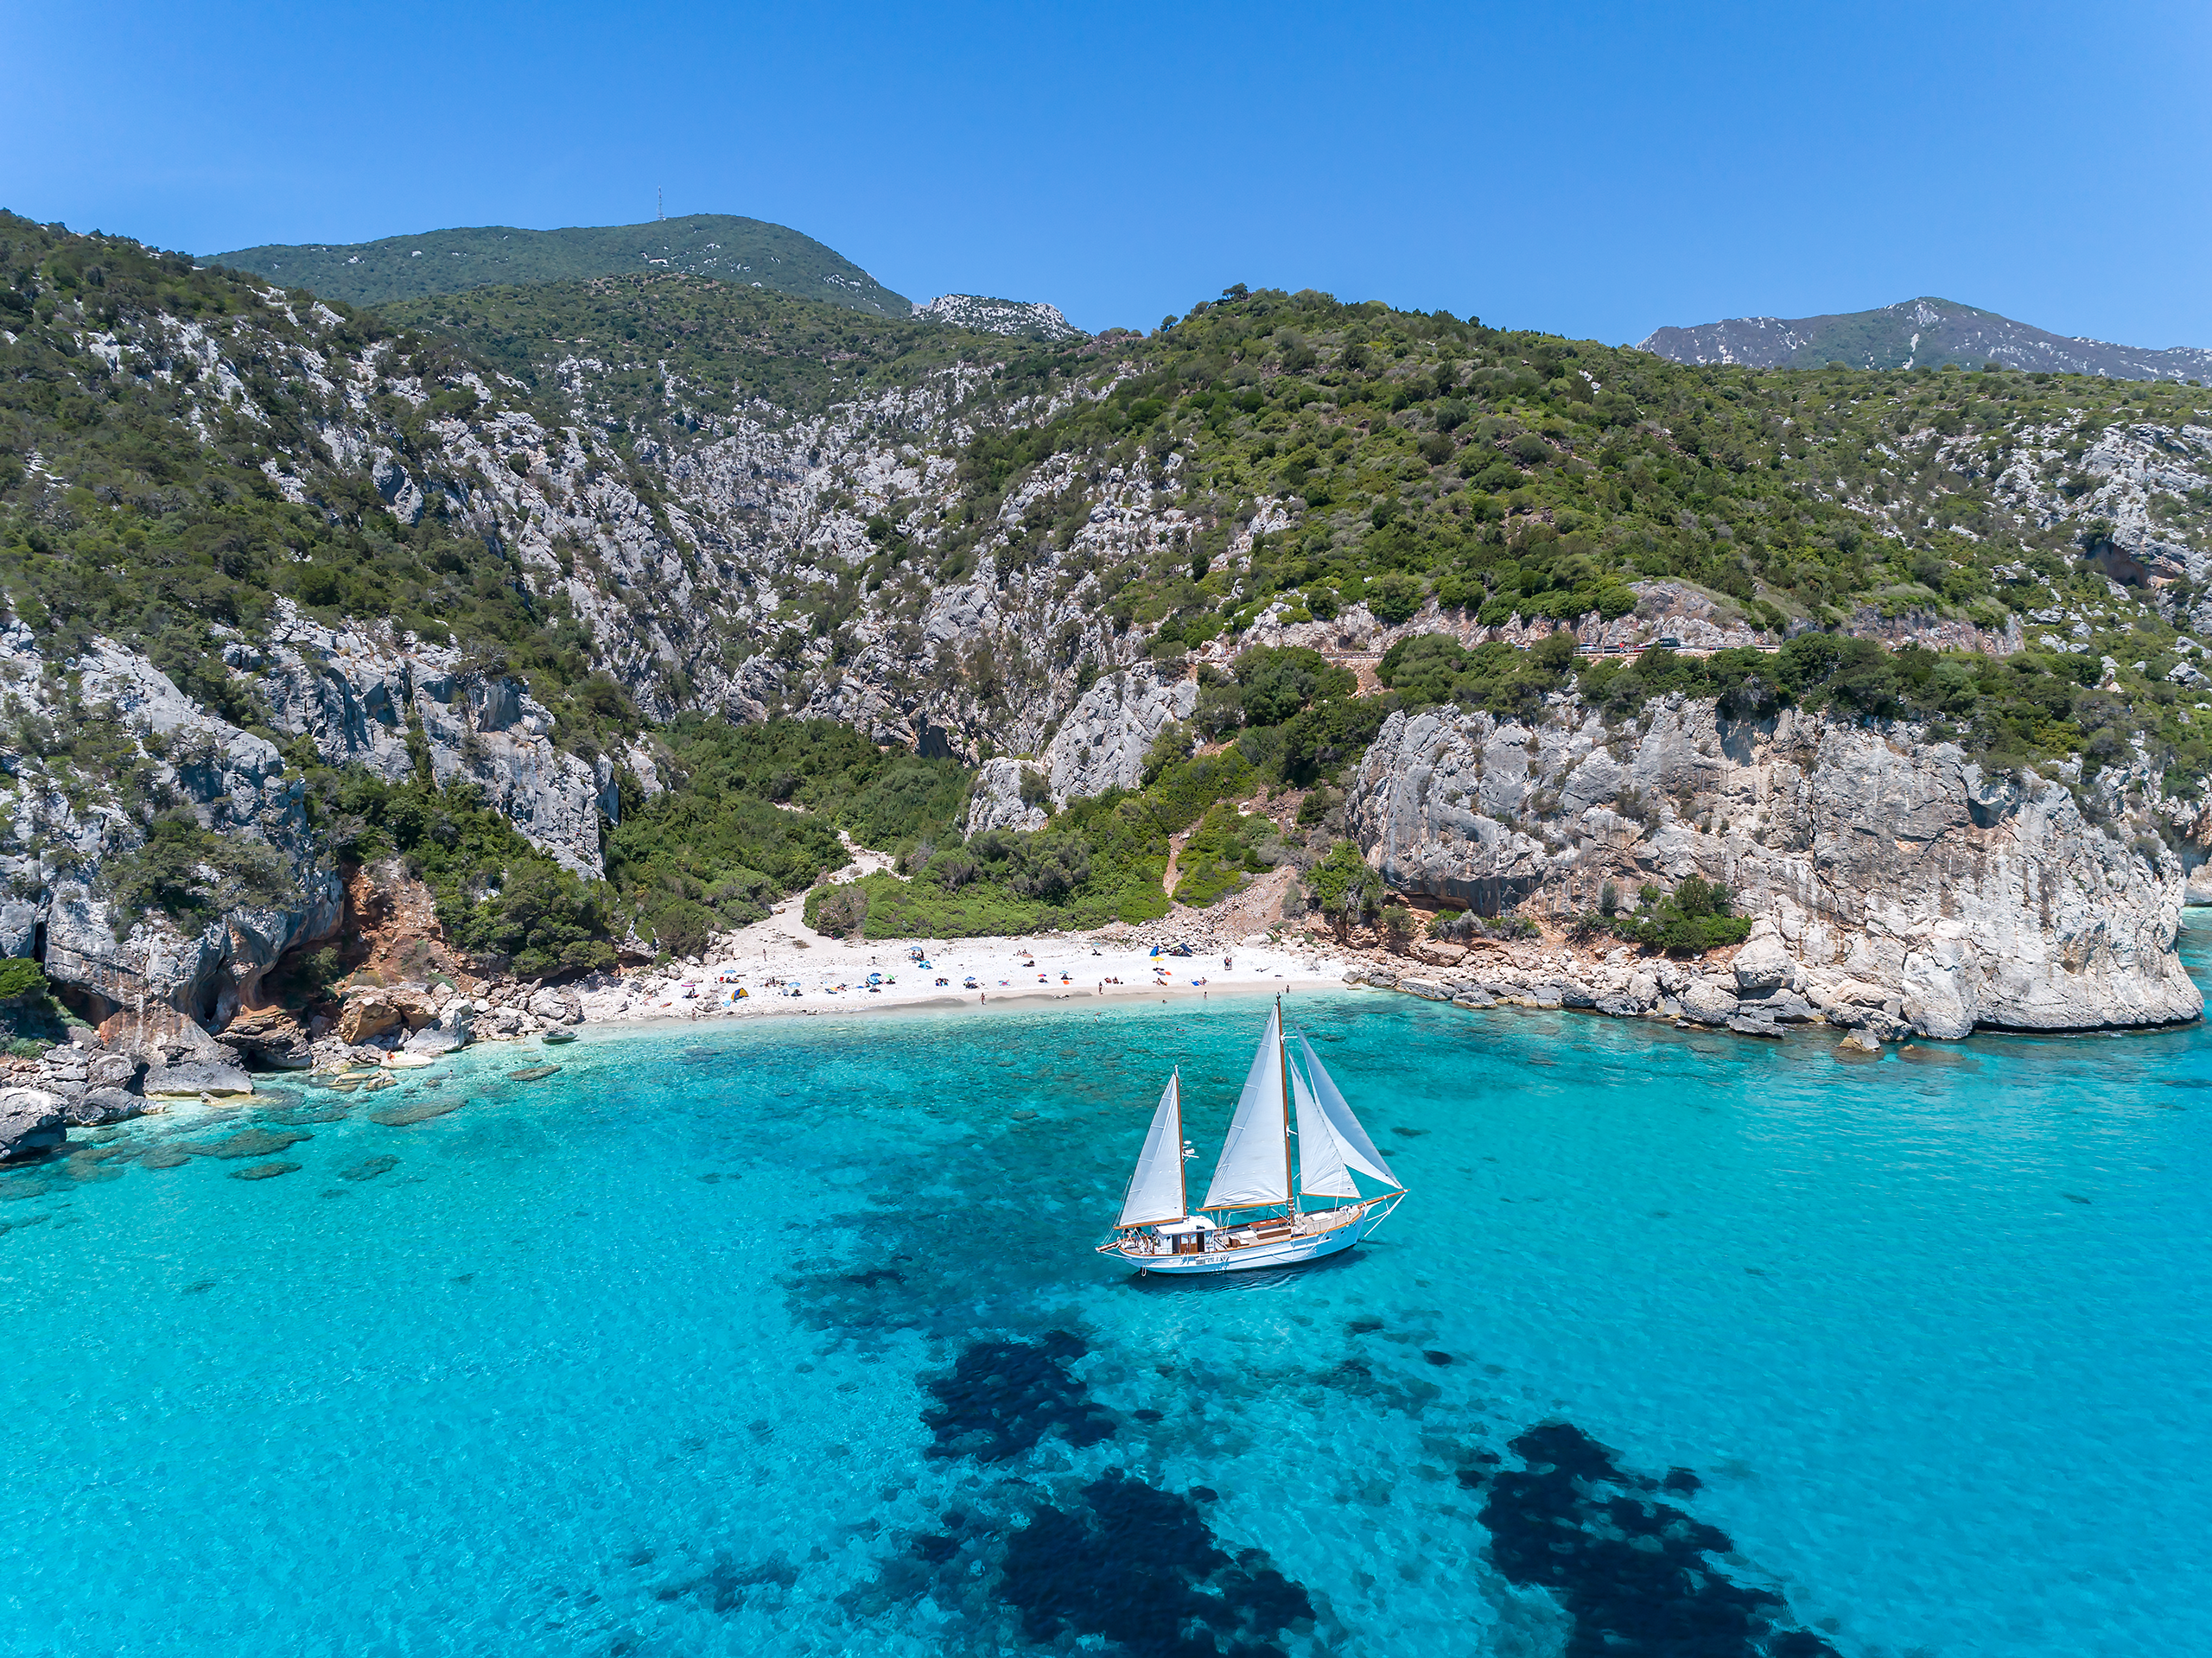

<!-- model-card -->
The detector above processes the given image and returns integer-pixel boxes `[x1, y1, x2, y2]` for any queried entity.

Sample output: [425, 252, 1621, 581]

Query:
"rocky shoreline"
[1341, 921, 1971, 1049]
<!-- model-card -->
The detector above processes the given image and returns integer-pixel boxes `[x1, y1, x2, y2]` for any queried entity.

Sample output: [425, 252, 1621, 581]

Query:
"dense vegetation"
[380, 272, 1037, 423]
[1376, 626, 2192, 789]
[607, 719, 969, 954]
[1576, 875, 1752, 954]
[801, 644, 1388, 940]
[945, 286, 2209, 637]
[213, 213, 912, 316]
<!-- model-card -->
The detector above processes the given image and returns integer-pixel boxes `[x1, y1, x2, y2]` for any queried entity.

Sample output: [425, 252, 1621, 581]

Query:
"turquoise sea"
[4, 926, 2211, 1658]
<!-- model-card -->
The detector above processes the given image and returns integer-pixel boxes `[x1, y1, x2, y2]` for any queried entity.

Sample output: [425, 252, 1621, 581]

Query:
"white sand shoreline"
[568, 896, 1358, 1032]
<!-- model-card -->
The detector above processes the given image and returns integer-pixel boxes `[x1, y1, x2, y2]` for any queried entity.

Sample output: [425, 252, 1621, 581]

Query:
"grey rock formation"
[1349, 696, 2202, 1036]
[0, 627, 346, 1058]
[62, 1088, 151, 1127]
[1044, 670, 1197, 804]
[259, 604, 613, 876]
[963, 759, 1046, 835]
[141, 1057, 255, 1097]
[0, 1088, 65, 1162]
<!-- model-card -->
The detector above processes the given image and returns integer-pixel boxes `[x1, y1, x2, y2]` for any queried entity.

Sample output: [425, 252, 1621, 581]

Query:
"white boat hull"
[1104, 1192, 1405, 1275]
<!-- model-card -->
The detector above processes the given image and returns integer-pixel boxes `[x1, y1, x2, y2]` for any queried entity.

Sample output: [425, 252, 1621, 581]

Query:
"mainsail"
[1295, 1033, 1402, 1191]
[1201, 1006, 1291, 1210]
[1118, 1072, 1187, 1227]
[1289, 1058, 1357, 1200]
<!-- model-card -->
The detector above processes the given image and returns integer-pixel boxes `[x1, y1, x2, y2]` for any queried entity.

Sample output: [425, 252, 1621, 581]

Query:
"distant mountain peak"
[1638, 296, 2212, 381]
[912, 294, 1083, 341]
[211, 214, 911, 317]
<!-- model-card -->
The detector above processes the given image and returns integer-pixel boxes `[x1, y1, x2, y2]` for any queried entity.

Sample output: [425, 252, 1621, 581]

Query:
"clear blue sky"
[10, 1, 2210, 347]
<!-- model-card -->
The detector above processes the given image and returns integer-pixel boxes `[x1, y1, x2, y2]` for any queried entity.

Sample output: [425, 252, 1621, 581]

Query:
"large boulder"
[222, 1007, 314, 1069]
[336, 987, 438, 1045]
[1680, 978, 1741, 1026]
[0, 1088, 65, 1162]
[140, 1057, 255, 1097]
[1731, 919, 1794, 993]
[526, 987, 582, 1025]
[86, 1051, 142, 1090]
[61, 1088, 154, 1127]
[403, 1022, 468, 1057]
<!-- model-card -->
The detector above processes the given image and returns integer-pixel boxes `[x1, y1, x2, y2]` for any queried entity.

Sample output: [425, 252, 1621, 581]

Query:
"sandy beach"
[571, 894, 1356, 1027]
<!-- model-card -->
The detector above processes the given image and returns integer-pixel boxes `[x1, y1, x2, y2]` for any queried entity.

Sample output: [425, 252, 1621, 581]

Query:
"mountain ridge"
[1639, 296, 2212, 381]
[209, 213, 915, 318]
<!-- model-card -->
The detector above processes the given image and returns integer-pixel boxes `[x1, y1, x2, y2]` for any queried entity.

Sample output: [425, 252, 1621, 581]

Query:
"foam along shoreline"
[569, 898, 1357, 1027]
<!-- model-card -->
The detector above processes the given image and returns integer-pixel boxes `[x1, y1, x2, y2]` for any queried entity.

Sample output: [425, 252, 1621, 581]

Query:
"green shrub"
[100, 812, 301, 931]
[0, 957, 46, 1003]
[1306, 839, 1382, 919]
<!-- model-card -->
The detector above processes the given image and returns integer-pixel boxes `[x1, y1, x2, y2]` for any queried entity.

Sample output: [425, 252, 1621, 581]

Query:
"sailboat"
[1097, 999, 1407, 1274]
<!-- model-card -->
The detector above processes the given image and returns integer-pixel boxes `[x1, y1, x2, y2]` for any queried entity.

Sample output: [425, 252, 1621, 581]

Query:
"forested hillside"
[212, 213, 912, 316]
[5, 205, 2212, 999]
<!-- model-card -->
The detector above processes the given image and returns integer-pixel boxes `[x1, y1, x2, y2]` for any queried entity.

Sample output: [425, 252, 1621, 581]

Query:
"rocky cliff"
[0, 620, 342, 1067]
[1348, 697, 2202, 1036]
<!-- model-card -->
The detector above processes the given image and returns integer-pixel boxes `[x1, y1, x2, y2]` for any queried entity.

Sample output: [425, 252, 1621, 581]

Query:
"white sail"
[1118, 1072, 1187, 1227]
[1201, 1007, 1291, 1210]
[1295, 1033, 1402, 1190]
[1290, 1056, 1357, 1200]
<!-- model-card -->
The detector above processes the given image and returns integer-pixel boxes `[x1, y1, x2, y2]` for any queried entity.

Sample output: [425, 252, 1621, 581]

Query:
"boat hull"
[1114, 1194, 1405, 1275]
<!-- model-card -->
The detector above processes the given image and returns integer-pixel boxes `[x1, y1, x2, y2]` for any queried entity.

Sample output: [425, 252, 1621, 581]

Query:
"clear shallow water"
[3, 935, 2210, 1658]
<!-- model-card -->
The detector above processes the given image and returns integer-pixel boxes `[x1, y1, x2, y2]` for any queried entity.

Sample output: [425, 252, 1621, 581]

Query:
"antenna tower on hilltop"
[658, 187, 664, 222]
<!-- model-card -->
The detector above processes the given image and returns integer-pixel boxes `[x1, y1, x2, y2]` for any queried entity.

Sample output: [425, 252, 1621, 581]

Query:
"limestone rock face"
[258, 605, 616, 877]
[1043, 670, 1198, 805]
[0, 1088, 64, 1162]
[0, 627, 347, 1058]
[1348, 697, 2202, 1037]
[963, 759, 1047, 835]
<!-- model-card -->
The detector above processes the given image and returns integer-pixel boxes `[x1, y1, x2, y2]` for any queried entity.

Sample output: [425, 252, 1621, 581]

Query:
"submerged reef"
[921, 1331, 1116, 1461]
[1473, 1421, 1840, 1658]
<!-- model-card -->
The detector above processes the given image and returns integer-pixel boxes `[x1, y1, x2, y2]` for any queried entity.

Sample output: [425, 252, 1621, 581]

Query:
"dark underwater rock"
[262, 1102, 351, 1126]
[368, 1098, 461, 1127]
[229, 1159, 301, 1180]
[921, 1331, 1115, 1461]
[998, 1469, 1313, 1656]
[208, 1127, 312, 1159]
[507, 1064, 562, 1082]
[1478, 1421, 1839, 1658]
[338, 1155, 399, 1182]
[138, 1144, 198, 1170]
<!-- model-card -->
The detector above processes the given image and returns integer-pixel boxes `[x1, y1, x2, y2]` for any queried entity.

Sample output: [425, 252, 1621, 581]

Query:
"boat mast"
[1278, 996, 1296, 1223]
[1173, 1068, 1186, 1220]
